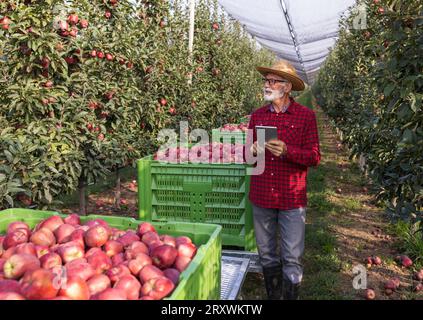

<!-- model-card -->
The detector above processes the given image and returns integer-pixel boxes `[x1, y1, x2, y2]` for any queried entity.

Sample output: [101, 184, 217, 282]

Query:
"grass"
[388, 220, 423, 270]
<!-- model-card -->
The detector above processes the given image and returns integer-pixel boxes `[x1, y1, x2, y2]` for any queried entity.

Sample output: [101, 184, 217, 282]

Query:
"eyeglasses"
[262, 78, 289, 86]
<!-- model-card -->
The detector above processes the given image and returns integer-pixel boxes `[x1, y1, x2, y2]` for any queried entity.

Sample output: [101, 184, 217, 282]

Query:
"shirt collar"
[268, 97, 295, 114]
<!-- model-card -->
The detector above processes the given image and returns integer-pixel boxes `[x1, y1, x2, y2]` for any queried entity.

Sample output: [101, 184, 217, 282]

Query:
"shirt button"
[271, 173, 274, 176]
[271, 158, 274, 161]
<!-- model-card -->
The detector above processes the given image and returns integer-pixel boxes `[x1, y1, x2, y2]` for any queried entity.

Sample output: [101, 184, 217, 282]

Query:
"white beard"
[263, 88, 285, 101]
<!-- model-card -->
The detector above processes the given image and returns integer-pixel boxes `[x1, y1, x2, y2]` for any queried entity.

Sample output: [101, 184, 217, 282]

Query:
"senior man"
[247, 60, 321, 300]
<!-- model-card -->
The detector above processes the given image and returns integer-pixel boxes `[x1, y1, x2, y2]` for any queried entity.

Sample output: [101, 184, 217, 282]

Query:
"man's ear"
[287, 82, 293, 93]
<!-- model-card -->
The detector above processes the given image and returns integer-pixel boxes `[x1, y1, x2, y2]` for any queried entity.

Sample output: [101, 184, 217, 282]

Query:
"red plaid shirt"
[247, 97, 321, 209]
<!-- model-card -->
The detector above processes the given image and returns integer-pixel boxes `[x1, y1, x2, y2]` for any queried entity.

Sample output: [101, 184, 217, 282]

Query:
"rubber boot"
[282, 278, 300, 300]
[262, 265, 283, 300]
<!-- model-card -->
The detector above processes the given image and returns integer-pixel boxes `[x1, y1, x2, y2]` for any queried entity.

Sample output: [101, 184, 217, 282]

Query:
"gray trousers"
[252, 204, 306, 284]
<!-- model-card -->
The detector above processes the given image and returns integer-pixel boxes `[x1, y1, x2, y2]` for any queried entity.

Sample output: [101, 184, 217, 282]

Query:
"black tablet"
[255, 125, 278, 142]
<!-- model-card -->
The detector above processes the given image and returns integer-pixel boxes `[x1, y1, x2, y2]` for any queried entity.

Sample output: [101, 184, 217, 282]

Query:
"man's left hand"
[265, 140, 287, 157]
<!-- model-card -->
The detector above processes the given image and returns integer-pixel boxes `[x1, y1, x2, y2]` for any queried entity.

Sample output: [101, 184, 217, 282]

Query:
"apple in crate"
[113, 274, 140, 300]
[141, 276, 175, 300]
[3, 253, 40, 279]
[20, 268, 59, 300]
[87, 274, 111, 296]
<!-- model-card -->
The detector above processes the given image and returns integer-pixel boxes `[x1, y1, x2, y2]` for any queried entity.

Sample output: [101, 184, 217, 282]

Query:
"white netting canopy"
[217, 0, 357, 85]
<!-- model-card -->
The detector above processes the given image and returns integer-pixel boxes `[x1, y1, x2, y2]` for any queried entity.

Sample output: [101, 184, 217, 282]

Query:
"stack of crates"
[137, 156, 256, 251]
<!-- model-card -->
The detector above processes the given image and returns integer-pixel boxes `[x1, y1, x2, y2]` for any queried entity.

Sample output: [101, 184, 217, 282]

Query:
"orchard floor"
[61, 92, 422, 300]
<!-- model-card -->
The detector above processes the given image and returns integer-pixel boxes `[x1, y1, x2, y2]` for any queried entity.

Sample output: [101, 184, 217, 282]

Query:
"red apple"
[63, 214, 80, 226]
[160, 235, 176, 248]
[40, 252, 62, 269]
[90, 50, 97, 58]
[85, 247, 102, 259]
[414, 283, 423, 292]
[212, 22, 219, 30]
[117, 231, 140, 247]
[65, 259, 95, 281]
[65, 229, 85, 248]
[414, 269, 423, 281]
[151, 245, 177, 269]
[111, 230, 126, 240]
[111, 253, 125, 266]
[79, 19, 89, 28]
[15, 243, 36, 256]
[141, 231, 160, 246]
[160, 98, 167, 106]
[148, 240, 163, 253]
[20, 268, 59, 299]
[97, 51, 105, 59]
[57, 20, 68, 31]
[87, 274, 111, 296]
[38, 216, 64, 232]
[137, 222, 156, 237]
[140, 276, 174, 300]
[54, 224, 76, 244]
[113, 274, 140, 300]
[57, 241, 85, 263]
[177, 242, 197, 259]
[372, 256, 382, 266]
[84, 219, 110, 231]
[3, 229, 29, 249]
[365, 288, 375, 300]
[67, 14, 78, 25]
[87, 251, 112, 275]
[3, 254, 40, 279]
[401, 255, 413, 268]
[175, 236, 192, 246]
[105, 53, 113, 61]
[106, 264, 131, 283]
[97, 288, 127, 300]
[59, 276, 90, 300]
[163, 268, 180, 285]
[174, 256, 192, 273]
[103, 240, 124, 257]
[0, 279, 21, 294]
[77, 225, 90, 232]
[124, 241, 149, 260]
[84, 225, 110, 248]
[139, 265, 163, 284]
[43, 80, 53, 88]
[128, 253, 152, 276]
[30, 228, 56, 247]
[384, 279, 398, 291]
[7, 222, 30, 234]
[0, 292, 25, 300]
[104, 11, 112, 19]
[2, 247, 16, 260]
[35, 245, 50, 259]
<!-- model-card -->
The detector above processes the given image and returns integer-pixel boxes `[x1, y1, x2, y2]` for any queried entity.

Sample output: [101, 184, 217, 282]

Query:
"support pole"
[188, 0, 195, 85]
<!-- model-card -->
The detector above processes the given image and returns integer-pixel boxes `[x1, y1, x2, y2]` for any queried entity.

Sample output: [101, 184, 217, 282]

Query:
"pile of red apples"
[0, 215, 197, 300]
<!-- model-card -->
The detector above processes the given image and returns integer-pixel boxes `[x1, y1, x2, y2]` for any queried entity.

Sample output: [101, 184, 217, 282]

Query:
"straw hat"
[257, 60, 305, 91]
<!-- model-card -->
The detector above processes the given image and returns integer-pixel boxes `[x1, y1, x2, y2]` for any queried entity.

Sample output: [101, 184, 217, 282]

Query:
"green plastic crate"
[0, 208, 222, 300]
[211, 128, 246, 144]
[138, 156, 256, 251]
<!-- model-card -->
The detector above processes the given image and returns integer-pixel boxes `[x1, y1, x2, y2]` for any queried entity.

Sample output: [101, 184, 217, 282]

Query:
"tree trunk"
[114, 168, 121, 209]
[78, 177, 87, 216]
